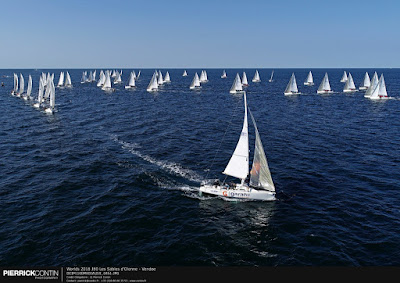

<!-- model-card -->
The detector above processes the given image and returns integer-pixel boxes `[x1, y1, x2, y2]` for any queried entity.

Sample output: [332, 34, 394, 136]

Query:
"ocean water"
[0, 68, 400, 266]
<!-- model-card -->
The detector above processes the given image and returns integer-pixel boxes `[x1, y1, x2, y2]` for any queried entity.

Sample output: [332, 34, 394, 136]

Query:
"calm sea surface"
[0, 68, 399, 266]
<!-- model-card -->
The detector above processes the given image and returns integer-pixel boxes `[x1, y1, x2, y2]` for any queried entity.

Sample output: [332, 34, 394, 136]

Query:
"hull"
[190, 86, 201, 90]
[317, 90, 333, 94]
[284, 91, 300, 95]
[44, 108, 53, 114]
[147, 88, 158, 92]
[199, 184, 275, 201]
[33, 103, 40, 109]
[304, 82, 314, 86]
[359, 86, 368, 90]
[340, 79, 347, 83]
[125, 85, 136, 89]
[221, 76, 227, 78]
[268, 80, 273, 82]
[252, 79, 261, 83]
[230, 90, 244, 94]
[368, 96, 389, 100]
[343, 89, 358, 93]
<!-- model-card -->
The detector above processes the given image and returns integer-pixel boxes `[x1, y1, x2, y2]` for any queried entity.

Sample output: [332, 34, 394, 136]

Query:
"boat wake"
[110, 134, 203, 183]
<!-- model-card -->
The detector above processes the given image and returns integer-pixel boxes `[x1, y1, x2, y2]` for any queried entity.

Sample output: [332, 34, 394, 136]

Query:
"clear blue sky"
[1, 0, 399, 68]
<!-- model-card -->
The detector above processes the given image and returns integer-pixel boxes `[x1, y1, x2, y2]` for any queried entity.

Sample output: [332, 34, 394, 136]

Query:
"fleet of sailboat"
[364, 73, 388, 100]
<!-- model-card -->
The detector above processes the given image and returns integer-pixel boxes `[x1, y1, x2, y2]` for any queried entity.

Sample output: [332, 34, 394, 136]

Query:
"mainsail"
[26, 75, 32, 98]
[242, 72, 248, 86]
[359, 72, 371, 90]
[304, 71, 313, 85]
[65, 71, 72, 87]
[19, 74, 25, 94]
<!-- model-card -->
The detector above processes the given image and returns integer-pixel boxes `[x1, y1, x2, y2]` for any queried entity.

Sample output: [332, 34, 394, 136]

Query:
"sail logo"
[222, 191, 228, 196]
[229, 192, 250, 198]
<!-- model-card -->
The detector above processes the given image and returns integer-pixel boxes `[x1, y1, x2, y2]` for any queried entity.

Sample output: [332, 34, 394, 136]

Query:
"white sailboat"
[164, 71, 171, 83]
[304, 71, 314, 86]
[57, 72, 65, 87]
[111, 70, 117, 78]
[364, 72, 379, 98]
[252, 70, 261, 83]
[81, 71, 87, 83]
[87, 71, 93, 82]
[242, 72, 249, 86]
[102, 71, 114, 91]
[182, 70, 188, 77]
[147, 72, 158, 92]
[44, 80, 56, 114]
[11, 73, 18, 95]
[268, 70, 274, 82]
[114, 71, 122, 84]
[189, 72, 201, 90]
[284, 73, 299, 95]
[221, 70, 227, 79]
[64, 71, 72, 88]
[343, 72, 358, 93]
[359, 72, 370, 90]
[157, 70, 164, 85]
[16, 74, 25, 97]
[340, 71, 348, 83]
[317, 73, 333, 94]
[136, 70, 141, 80]
[125, 72, 136, 89]
[230, 73, 244, 94]
[366, 74, 389, 100]
[199, 92, 276, 201]
[97, 70, 105, 87]
[23, 75, 32, 101]
[200, 70, 208, 82]
[33, 78, 44, 109]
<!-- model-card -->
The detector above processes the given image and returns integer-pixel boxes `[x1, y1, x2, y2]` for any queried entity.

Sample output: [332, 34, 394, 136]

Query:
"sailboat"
[242, 72, 249, 86]
[81, 71, 87, 83]
[284, 73, 300, 95]
[157, 70, 164, 85]
[182, 70, 188, 77]
[97, 70, 105, 87]
[44, 80, 56, 114]
[164, 71, 171, 83]
[340, 71, 348, 83]
[136, 70, 141, 80]
[366, 74, 388, 100]
[364, 72, 379, 98]
[114, 71, 122, 84]
[147, 72, 158, 92]
[11, 73, 18, 95]
[57, 72, 65, 88]
[125, 72, 136, 89]
[317, 73, 333, 94]
[92, 70, 96, 81]
[304, 71, 314, 86]
[230, 73, 244, 94]
[190, 72, 201, 90]
[343, 72, 358, 93]
[33, 78, 44, 109]
[200, 70, 208, 82]
[221, 70, 227, 79]
[64, 71, 72, 88]
[23, 75, 32, 101]
[16, 74, 25, 97]
[268, 70, 274, 82]
[359, 72, 370, 90]
[102, 71, 114, 91]
[252, 70, 261, 83]
[199, 92, 276, 201]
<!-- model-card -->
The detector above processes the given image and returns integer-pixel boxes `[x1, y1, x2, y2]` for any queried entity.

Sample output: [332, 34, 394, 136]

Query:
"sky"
[0, 0, 399, 68]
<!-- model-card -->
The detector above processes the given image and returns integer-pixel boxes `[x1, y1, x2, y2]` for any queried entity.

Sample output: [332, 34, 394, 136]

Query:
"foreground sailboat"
[252, 70, 261, 83]
[365, 74, 389, 100]
[340, 71, 348, 83]
[230, 73, 244, 94]
[343, 72, 358, 93]
[364, 72, 379, 98]
[190, 72, 201, 90]
[317, 73, 333, 94]
[147, 72, 158, 92]
[304, 71, 314, 86]
[284, 73, 300, 95]
[359, 72, 370, 91]
[268, 70, 274, 82]
[221, 70, 227, 78]
[199, 92, 276, 201]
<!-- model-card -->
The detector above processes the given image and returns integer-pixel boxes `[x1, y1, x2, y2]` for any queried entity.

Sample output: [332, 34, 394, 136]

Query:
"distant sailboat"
[199, 91, 276, 201]
[190, 72, 201, 90]
[221, 70, 227, 79]
[16, 74, 25, 97]
[114, 71, 122, 84]
[252, 70, 261, 83]
[157, 70, 164, 85]
[33, 78, 44, 109]
[164, 71, 171, 83]
[97, 70, 105, 87]
[340, 71, 348, 83]
[242, 72, 249, 86]
[268, 70, 274, 82]
[81, 71, 87, 83]
[57, 72, 65, 88]
[343, 72, 358, 93]
[125, 72, 136, 89]
[102, 71, 114, 91]
[147, 72, 158, 92]
[304, 71, 314, 86]
[44, 80, 56, 114]
[200, 70, 208, 82]
[136, 70, 141, 80]
[366, 74, 388, 100]
[230, 73, 244, 94]
[182, 70, 188, 77]
[317, 73, 333, 94]
[11, 73, 18, 95]
[64, 71, 72, 88]
[284, 73, 299, 95]
[359, 72, 370, 91]
[24, 75, 32, 101]
[364, 72, 379, 98]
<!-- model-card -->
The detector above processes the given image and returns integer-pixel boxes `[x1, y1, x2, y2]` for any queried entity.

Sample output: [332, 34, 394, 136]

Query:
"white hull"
[44, 108, 53, 114]
[304, 82, 314, 86]
[33, 103, 40, 109]
[221, 75, 227, 78]
[125, 85, 136, 89]
[268, 80, 273, 82]
[343, 89, 358, 93]
[359, 86, 368, 90]
[252, 79, 261, 83]
[317, 90, 333, 94]
[147, 88, 158, 92]
[23, 96, 29, 101]
[230, 90, 244, 94]
[340, 79, 347, 83]
[102, 87, 115, 92]
[190, 86, 201, 90]
[284, 91, 300, 95]
[367, 96, 389, 100]
[199, 184, 275, 201]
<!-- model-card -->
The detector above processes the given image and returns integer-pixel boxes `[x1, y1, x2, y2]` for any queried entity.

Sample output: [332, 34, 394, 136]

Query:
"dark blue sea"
[1, 68, 400, 266]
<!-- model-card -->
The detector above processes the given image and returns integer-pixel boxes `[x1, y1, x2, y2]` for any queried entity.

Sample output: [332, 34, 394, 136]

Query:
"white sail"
[157, 71, 164, 85]
[125, 72, 136, 88]
[252, 70, 261, 82]
[368, 74, 388, 100]
[199, 70, 206, 82]
[92, 70, 96, 81]
[284, 73, 298, 95]
[97, 70, 105, 87]
[223, 92, 249, 180]
[304, 71, 314, 85]
[81, 71, 87, 83]
[102, 71, 112, 90]
[64, 71, 72, 87]
[26, 75, 32, 98]
[359, 72, 370, 90]
[49, 80, 55, 109]
[147, 73, 158, 92]
[114, 71, 122, 84]
[44, 76, 52, 99]
[19, 74, 25, 94]
[111, 70, 116, 78]
[136, 70, 141, 80]
[13, 73, 18, 92]
[37, 78, 44, 104]
[340, 71, 348, 82]
[230, 73, 243, 94]
[88, 71, 93, 82]
[57, 72, 64, 87]
[182, 70, 187, 76]
[249, 109, 275, 192]
[190, 72, 201, 89]
[364, 72, 379, 97]
[221, 70, 227, 78]
[164, 71, 171, 83]
[317, 73, 332, 93]
[242, 72, 249, 86]
[269, 70, 274, 82]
